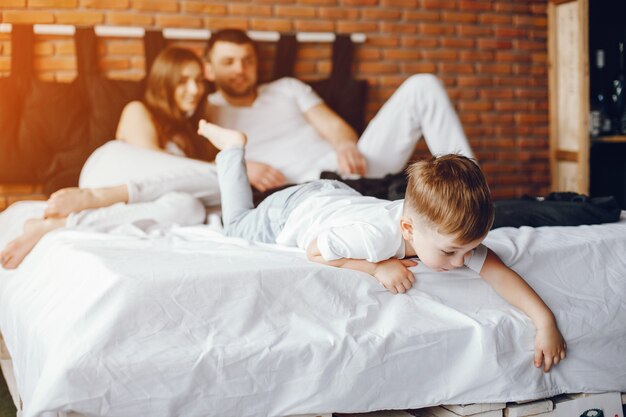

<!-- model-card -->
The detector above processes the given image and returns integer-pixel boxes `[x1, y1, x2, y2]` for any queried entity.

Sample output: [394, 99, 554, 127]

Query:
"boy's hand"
[373, 259, 417, 294]
[534, 325, 567, 372]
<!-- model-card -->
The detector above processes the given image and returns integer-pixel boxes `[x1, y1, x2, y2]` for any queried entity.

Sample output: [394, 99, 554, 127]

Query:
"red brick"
[494, 3, 530, 13]
[106, 12, 153, 26]
[294, 20, 335, 32]
[421, 0, 457, 10]
[3, 10, 54, 23]
[204, 17, 248, 31]
[34, 42, 54, 56]
[298, 46, 331, 60]
[403, 62, 436, 73]
[495, 27, 527, 38]
[478, 63, 512, 74]
[181, 2, 227, 14]
[457, 76, 493, 87]
[514, 40, 545, 51]
[155, 15, 203, 28]
[0, 0, 26, 6]
[456, 24, 492, 37]
[479, 13, 512, 24]
[34, 56, 76, 71]
[421, 49, 457, 61]
[317, 8, 359, 19]
[297, 0, 337, 4]
[477, 39, 513, 50]
[442, 11, 477, 23]
[404, 10, 439, 21]
[479, 89, 514, 99]
[459, 101, 492, 111]
[99, 57, 130, 71]
[229, 4, 272, 16]
[381, 0, 417, 6]
[358, 62, 399, 74]
[275, 5, 316, 18]
[132, 0, 178, 12]
[336, 21, 378, 33]
[354, 47, 381, 61]
[402, 37, 438, 48]
[419, 23, 455, 35]
[29, 0, 76, 7]
[441, 37, 475, 49]
[361, 8, 402, 21]
[383, 48, 420, 60]
[440, 63, 473, 74]
[460, 0, 492, 11]
[380, 22, 418, 34]
[367, 34, 400, 47]
[55, 11, 104, 25]
[81, 0, 129, 9]
[459, 50, 494, 61]
[250, 19, 293, 32]
[106, 40, 143, 56]
[515, 113, 548, 124]
[495, 51, 531, 63]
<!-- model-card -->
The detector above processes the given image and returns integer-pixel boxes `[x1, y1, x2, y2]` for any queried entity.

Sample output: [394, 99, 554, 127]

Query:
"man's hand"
[246, 161, 287, 192]
[534, 325, 567, 372]
[336, 143, 367, 177]
[373, 259, 418, 294]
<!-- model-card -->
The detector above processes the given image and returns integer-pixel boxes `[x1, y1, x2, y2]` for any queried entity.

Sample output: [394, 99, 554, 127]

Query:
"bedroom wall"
[0, 0, 549, 208]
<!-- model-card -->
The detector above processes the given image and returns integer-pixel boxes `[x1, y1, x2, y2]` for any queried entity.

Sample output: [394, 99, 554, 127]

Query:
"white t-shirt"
[276, 185, 488, 273]
[208, 77, 336, 183]
[276, 186, 406, 263]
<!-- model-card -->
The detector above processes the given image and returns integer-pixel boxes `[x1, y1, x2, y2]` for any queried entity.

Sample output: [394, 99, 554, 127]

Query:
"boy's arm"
[480, 249, 567, 372]
[306, 239, 416, 294]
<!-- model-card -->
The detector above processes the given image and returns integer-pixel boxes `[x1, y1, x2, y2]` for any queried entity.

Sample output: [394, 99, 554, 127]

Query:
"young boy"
[197, 120, 567, 373]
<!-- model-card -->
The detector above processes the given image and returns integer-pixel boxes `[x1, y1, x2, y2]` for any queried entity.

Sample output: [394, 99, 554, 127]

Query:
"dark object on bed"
[492, 192, 621, 228]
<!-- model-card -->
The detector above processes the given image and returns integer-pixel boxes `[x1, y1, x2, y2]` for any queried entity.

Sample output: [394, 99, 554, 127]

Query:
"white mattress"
[1, 201, 625, 417]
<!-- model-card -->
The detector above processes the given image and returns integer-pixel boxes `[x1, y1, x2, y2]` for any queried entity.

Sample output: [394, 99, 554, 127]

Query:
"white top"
[208, 77, 336, 183]
[276, 185, 488, 273]
[277, 185, 406, 263]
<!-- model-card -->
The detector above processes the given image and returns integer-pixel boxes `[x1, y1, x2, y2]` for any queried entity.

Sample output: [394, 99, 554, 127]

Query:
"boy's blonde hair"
[404, 154, 494, 243]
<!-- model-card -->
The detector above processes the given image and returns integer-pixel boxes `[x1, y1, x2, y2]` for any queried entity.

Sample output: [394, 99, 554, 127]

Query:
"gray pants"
[216, 148, 352, 243]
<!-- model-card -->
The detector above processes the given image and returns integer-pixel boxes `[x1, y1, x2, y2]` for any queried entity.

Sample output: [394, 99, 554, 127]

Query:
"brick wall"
[0, 0, 549, 204]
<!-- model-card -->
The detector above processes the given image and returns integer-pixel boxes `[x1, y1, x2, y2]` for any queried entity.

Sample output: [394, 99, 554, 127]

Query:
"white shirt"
[276, 186, 406, 263]
[276, 185, 488, 273]
[208, 77, 336, 183]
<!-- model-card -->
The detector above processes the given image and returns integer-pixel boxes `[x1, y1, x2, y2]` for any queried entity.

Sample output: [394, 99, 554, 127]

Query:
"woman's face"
[174, 61, 205, 114]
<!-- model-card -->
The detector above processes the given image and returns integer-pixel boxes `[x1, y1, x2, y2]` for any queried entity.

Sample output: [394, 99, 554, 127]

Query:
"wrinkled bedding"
[0, 202, 625, 417]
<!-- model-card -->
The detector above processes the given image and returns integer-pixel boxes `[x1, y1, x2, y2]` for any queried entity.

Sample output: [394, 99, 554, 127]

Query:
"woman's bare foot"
[0, 217, 66, 269]
[44, 185, 129, 218]
[197, 120, 247, 150]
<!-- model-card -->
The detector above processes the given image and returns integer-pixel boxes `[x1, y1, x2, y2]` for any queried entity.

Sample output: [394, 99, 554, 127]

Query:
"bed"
[0, 201, 625, 417]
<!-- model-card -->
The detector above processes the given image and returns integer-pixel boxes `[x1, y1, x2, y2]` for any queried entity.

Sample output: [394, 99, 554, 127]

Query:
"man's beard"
[216, 79, 256, 99]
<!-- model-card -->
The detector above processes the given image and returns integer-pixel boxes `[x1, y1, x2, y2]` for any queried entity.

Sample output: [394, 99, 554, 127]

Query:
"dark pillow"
[308, 78, 368, 135]
[17, 78, 90, 186]
[86, 76, 144, 151]
[0, 77, 36, 182]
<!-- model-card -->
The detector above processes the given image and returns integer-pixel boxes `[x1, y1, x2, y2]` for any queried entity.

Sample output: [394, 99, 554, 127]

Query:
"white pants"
[312, 74, 472, 177]
[66, 141, 218, 230]
[356, 74, 473, 177]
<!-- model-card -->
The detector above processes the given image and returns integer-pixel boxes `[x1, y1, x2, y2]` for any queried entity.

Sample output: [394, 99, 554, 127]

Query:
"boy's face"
[400, 215, 485, 272]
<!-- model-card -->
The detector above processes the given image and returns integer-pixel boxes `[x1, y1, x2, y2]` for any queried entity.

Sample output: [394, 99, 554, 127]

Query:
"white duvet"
[0, 202, 625, 417]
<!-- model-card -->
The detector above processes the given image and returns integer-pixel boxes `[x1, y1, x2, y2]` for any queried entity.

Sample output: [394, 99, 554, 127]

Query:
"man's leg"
[357, 74, 473, 177]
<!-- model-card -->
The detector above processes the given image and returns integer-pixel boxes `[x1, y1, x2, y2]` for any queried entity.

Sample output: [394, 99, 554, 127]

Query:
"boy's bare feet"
[197, 120, 247, 150]
[44, 186, 129, 218]
[0, 217, 66, 269]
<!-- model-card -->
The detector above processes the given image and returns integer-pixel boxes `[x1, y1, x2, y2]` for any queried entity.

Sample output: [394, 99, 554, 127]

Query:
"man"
[205, 29, 473, 192]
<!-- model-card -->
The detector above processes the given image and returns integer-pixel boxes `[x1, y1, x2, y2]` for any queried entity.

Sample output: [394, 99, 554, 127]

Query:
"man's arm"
[480, 249, 567, 372]
[306, 239, 416, 294]
[304, 103, 367, 176]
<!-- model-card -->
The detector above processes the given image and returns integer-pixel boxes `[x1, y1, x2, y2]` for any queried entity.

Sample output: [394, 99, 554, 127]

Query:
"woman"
[1, 46, 220, 269]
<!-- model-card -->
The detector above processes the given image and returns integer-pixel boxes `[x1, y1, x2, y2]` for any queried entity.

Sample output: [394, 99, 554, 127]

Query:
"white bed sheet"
[0, 201, 625, 417]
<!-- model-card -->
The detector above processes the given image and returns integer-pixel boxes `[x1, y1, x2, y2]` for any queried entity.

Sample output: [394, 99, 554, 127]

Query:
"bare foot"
[0, 217, 66, 269]
[197, 120, 247, 150]
[44, 185, 129, 218]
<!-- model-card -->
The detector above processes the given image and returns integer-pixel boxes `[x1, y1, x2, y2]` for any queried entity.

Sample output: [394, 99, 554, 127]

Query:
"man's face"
[206, 41, 258, 100]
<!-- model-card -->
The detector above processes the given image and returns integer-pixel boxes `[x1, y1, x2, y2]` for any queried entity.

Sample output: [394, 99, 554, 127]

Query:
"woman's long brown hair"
[143, 47, 216, 161]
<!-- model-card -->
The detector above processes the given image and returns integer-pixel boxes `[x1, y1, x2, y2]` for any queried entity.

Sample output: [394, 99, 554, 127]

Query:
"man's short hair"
[205, 28, 257, 59]
[404, 154, 494, 243]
